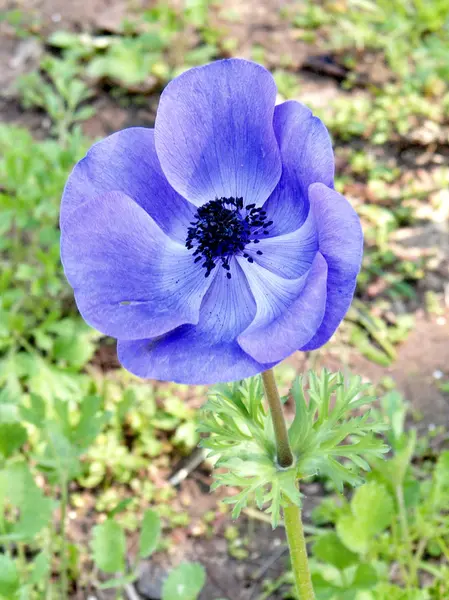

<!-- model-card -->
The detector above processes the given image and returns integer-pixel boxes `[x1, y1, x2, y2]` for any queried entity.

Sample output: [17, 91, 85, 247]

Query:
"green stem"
[45, 526, 54, 600]
[17, 542, 27, 580]
[262, 369, 314, 599]
[261, 369, 294, 468]
[60, 478, 69, 600]
[395, 484, 413, 588]
[284, 502, 315, 600]
[395, 485, 410, 545]
[257, 573, 290, 600]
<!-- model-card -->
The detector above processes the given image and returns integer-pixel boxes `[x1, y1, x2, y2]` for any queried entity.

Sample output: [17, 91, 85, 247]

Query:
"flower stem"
[284, 502, 315, 600]
[60, 477, 69, 600]
[261, 369, 294, 468]
[262, 368, 315, 599]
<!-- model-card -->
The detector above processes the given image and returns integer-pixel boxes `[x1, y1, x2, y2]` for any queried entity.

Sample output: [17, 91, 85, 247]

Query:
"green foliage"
[309, 392, 449, 598]
[317, 85, 446, 145]
[17, 57, 95, 141]
[0, 9, 40, 37]
[91, 510, 205, 598]
[47, 1, 219, 90]
[335, 0, 449, 92]
[289, 371, 388, 489]
[291, 0, 449, 94]
[0, 462, 53, 542]
[313, 532, 358, 570]
[92, 519, 127, 574]
[0, 379, 205, 599]
[346, 300, 414, 367]
[0, 422, 27, 458]
[0, 555, 20, 598]
[200, 371, 388, 527]
[336, 481, 395, 553]
[85, 36, 171, 87]
[0, 123, 101, 423]
[0, 111, 204, 595]
[273, 69, 301, 99]
[200, 376, 295, 527]
[283, 0, 449, 367]
[139, 509, 162, 558]
[162, 562, 206, 600]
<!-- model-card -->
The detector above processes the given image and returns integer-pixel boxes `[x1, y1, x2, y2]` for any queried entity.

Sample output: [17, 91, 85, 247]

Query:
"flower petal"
[117, 261, 273, 384]
[246, 207, 318, 279]
[262, 101, 334, 237]
[61, 191, 212, 340]
[60, 128, 195, 243]
[155, 58, 282, 207]
[117, 331, 273, 385]
[236, 258, 309, 332]
[197, 257, 257, 341]
[238, 253, 328, 363]
[300, 183, 363, 351]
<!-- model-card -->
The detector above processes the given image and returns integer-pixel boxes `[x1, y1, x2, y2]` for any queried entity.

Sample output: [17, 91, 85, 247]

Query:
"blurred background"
[0, 1, 448, 599]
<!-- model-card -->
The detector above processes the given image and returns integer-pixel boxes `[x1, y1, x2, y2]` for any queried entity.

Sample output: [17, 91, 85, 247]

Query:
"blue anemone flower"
[60, 59, 363, 385]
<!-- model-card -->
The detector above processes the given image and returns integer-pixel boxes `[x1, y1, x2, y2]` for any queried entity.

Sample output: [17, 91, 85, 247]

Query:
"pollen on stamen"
[185, 196, 273, 278]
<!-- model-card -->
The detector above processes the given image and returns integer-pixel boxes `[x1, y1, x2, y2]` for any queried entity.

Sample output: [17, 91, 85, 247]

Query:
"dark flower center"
[185, 197, 272, 279]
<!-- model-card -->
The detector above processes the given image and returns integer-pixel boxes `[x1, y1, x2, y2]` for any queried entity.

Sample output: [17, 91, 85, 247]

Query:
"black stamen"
[185, 196, 273, 277]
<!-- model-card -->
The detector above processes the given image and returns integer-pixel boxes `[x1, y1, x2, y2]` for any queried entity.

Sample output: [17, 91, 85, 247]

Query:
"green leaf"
[336, 517, 370, 554]
[97, 573, 137, 590]
[310, 572, 338, 597]
[381, 391, 406, 446]
[0, 554, 19, 597]
[29, 552, 50, 585]
[53, 333, 96, 369]
[0, 422, 27, 458]
[288, 376, 311, 447]
[91, 519, 126, 574]
[162, 563, 206, 600]
[434, 450, 449, 489]
[432, 450, 449, 509]
[337, 481, 394, 553]
[313, 532, 358, 570]
[390, 429, 416, 485]
[108, 498, 133, 518]
[28, 359, 89, 402]
[0, 462, 53, 542]
[87, 41, 156, 86]
[71, 395, 110, 451]
[74, 106, 96, 123]
[48, 30, 84, 48]
[202, 372, 386, 530]
[172, 421, 199, 450]
[164, 396, 192, 420]
[139, 509, 161, 559]
[19, 394, 46, 428]
[36, 425, 81, 482]
[352, 563, 378, 589]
